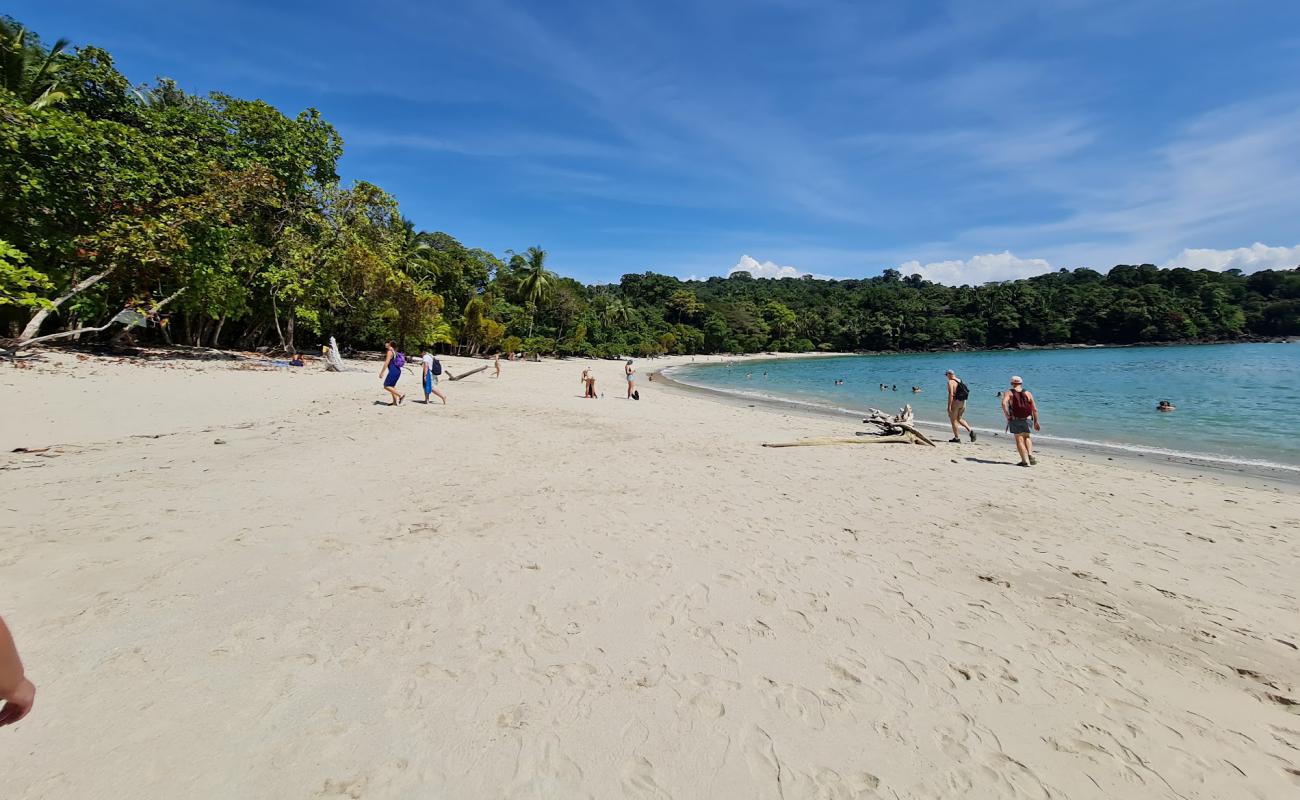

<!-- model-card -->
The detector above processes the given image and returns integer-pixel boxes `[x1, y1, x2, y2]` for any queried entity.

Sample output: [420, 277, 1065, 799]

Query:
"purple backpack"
[393, 351, 406, 369]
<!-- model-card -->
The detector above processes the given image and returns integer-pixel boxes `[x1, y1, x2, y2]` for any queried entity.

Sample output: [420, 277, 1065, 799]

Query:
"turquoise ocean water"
[665, 343, 1300, 472]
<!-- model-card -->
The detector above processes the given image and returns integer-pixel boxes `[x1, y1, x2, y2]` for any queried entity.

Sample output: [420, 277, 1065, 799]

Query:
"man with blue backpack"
[945, 369, 976, 443]
[421, 346, 447, 405]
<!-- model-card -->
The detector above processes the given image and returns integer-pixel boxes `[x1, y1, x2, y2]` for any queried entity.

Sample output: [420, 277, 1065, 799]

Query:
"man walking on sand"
[945, 369, 976, 443]
[1001, 375, 1040, 466]
[1, 616, 36, 727]
[420, 347, 447, 405]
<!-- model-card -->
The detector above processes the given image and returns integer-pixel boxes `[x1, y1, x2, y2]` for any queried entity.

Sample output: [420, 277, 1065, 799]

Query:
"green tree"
[0, 19, 71, 109]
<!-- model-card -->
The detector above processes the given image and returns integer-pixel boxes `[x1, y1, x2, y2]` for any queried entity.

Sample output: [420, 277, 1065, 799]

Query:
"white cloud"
[1163, 243, 1300, 273]
[728, 254, 829, 280]
[897, 251, 1054, 285]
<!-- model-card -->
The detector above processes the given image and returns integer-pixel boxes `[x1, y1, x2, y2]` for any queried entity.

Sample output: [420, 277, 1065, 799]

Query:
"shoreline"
[652, 363, 1300, 487]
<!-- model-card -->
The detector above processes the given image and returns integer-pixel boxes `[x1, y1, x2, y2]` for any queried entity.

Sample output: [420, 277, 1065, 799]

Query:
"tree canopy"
[2, 18, 1297, 356]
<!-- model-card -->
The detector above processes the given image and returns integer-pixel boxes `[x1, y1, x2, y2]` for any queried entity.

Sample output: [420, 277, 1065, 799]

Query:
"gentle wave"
[662, 365, 1300, 474]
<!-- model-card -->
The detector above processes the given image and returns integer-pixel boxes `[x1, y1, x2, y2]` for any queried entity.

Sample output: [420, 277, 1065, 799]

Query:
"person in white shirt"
[420, 347, 447, 405]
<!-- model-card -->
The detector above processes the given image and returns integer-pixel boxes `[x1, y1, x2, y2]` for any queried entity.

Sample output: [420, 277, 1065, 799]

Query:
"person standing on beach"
[493, 353, 501, 378]
[625, 360, 637, 399]
[945, 369, 976, 443]
[1001, 375, 1040, 466]
[379, 340, 404, 406]
[581, 367, 597, 398]
[420, 347, 447, 405]
[1, 616, 35, 727]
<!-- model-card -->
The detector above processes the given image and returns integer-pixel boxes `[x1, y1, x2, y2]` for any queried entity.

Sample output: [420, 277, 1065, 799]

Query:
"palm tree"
[602, 297, 631, 330]
[515, 246, 552, 339]
[1, 20, 72, 110]
[396, 218, 438, 285]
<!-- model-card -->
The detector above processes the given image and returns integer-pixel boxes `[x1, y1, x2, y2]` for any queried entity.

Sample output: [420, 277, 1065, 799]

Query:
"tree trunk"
[270, 292, 287, 352]
[285, 313, 295, 354]
[211, 314, 227, 348]
[20, 266, 117, 341]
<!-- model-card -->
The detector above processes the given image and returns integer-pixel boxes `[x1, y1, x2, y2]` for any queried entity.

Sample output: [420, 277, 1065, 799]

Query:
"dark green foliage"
[1, 20, 1297, 355]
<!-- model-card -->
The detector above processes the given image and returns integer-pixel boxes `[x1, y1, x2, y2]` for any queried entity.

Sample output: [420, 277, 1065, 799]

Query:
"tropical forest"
[3, 19, 1298, 358]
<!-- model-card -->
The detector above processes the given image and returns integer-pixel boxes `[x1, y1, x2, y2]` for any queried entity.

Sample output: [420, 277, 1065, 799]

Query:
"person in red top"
[1000, 375, 1040, 467]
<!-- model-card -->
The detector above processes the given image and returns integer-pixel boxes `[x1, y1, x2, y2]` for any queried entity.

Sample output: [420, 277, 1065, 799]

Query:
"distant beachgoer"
[625, 360, 637, 399]
[0, 615, 35, 727]
[892, 384, 897, 392]
[493, 353, 501, 378]
[945, 369, 976, 443]
[1001, 375, 1040, 466]
[911, 386, 921, 393]
[747, 372, 753, 380]
[581, 368, 597, 398]
[380, 340, 404, 406]
[1157, 400, 1175, 412]
[421, 347, 447, 405]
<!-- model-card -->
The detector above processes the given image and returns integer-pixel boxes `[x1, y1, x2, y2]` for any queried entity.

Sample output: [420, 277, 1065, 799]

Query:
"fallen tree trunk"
[19, 266, 117, 341]
[446, 365, 488, 381]
[763, 434, 926, 447]
[109, 288, 185, 345]
[14, 288, 185, 351]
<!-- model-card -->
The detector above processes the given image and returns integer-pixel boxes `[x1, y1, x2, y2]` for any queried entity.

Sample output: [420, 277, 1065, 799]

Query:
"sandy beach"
[1, 350, 1298, 799]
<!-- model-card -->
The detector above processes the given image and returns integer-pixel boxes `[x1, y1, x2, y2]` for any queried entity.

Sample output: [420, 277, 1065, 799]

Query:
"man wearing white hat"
[1000, 375, 1040, 466]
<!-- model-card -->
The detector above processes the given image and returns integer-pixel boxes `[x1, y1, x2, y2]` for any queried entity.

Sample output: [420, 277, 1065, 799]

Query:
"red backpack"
[1009, 388, 1034, 418]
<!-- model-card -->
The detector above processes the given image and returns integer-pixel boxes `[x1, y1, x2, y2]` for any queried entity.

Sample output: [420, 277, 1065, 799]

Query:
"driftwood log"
[761, 404, 936, 448]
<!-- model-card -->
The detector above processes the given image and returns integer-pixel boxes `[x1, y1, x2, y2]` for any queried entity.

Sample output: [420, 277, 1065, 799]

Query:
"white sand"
[1, 350, 1298, 799]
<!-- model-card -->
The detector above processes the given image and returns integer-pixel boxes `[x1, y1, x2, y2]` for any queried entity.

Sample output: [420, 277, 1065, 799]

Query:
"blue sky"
[14, 0, 1300, 284]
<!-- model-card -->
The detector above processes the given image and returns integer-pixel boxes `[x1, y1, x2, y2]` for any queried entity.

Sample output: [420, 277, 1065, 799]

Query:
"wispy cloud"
[343, 129, 625, 160]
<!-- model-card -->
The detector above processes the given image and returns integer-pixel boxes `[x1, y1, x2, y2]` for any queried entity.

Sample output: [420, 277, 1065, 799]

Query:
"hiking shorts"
[948, 401, 966, 420]
[1008, 418, 1032, 435]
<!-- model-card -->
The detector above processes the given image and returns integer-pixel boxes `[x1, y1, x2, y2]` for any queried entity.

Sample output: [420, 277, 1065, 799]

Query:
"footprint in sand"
[620, 756, 673, 800]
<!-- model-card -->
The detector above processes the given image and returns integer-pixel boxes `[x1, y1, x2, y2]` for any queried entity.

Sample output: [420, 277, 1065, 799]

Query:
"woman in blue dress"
[380, 340, 405, 406]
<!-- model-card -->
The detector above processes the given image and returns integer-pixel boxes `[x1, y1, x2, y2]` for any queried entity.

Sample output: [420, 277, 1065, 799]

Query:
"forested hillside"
[3, 20, 1298, 357]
